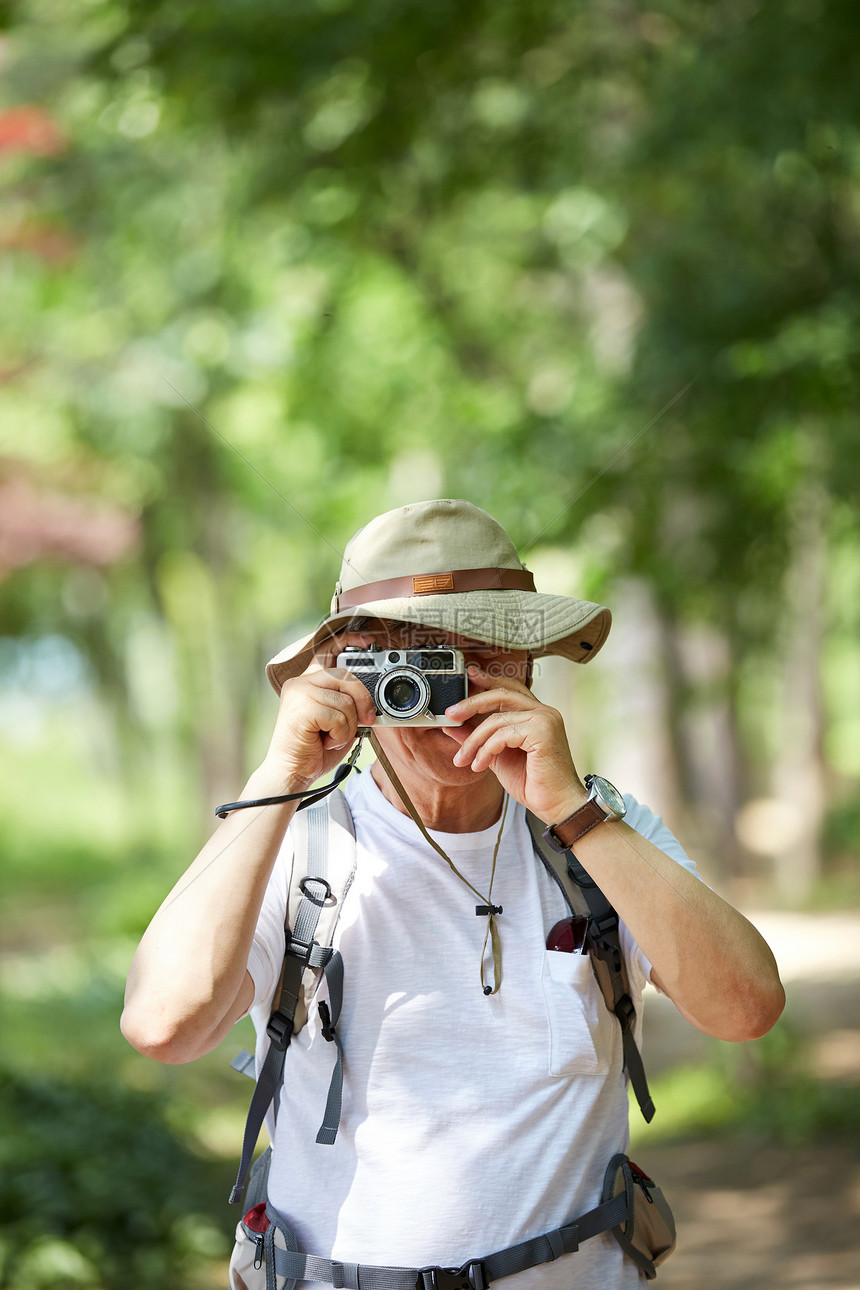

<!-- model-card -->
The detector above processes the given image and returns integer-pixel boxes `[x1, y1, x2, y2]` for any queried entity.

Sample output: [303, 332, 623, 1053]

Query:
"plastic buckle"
[318, 1001, 336, 1043]
[266, 1011, 294, 1051]
[418, 1262, 488, 1290]
[286, 935, 315, 964]
[615, 994, 636, 1029]
[587, 914, 621, 967]
[589, 910, 618, 938]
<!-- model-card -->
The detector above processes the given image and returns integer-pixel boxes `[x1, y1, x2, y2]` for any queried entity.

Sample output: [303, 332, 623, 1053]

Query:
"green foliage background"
[1, 0, 859, 1284]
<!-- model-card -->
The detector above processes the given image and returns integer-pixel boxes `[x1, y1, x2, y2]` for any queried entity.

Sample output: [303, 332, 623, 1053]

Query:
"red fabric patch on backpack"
[243, 1202, 270, 1233]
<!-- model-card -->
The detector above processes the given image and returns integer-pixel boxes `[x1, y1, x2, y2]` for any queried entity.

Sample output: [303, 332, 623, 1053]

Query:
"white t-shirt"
[246, 769, 697, 1290]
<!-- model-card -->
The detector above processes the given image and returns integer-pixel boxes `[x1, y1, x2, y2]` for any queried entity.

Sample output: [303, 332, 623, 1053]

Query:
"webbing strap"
[269, 1189, 629, 1289]
[483, 1187, 627, 1277]
[526, 811, 655, 1124]
[229, 800, 337, 1203]
[230, 1029, 289, 1203]
[584, 904, 655, 1124]
[315, 949, 346, 1144]
[621, 1028, 655, 1122]
[275, 1250, 410, 1290]
[231, 1049, 256, 1078]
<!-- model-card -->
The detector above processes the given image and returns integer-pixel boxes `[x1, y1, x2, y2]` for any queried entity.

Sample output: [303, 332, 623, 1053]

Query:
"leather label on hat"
[413, 573, 455, 595]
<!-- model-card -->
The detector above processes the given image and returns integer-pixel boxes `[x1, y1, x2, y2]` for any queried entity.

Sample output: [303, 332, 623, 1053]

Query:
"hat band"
[335, 566, 536, 612]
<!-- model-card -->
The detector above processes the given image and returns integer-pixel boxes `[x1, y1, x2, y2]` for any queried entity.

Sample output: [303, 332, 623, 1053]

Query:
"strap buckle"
[615, 993, 636, 1030]
[418, 1262, 488, 1290]
[286, 934, 316, 964]
[318, 1000, 336, 1043]
[587, 913, 621, 968]
[588, 910, 619, 940]
[266, 1010, 294, 1051]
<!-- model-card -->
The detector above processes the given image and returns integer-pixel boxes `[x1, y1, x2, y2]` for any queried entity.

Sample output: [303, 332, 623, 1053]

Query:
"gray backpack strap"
[229, 791, 357, 1203]
[314, 949, 346, 1144]
[268, 1185, 630, 1289]
[527, 811, 655, 1124]
[231, 1050, 256, 1078]
[244, 1144, 272, 1211]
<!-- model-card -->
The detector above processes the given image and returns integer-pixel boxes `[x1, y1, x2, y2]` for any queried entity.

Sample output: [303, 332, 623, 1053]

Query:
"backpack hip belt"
[266, 1190, 626, 1289]
[233, 1154, 676, 1289]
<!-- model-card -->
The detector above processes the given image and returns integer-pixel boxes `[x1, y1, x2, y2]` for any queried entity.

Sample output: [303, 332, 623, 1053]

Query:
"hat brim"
[265, 591, 611, 693]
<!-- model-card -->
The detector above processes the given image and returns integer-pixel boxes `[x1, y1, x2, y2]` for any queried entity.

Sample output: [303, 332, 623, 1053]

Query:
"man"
[122, 498, 785, 1289]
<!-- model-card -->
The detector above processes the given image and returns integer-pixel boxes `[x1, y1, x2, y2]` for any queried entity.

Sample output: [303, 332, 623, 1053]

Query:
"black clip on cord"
[214, 735, 365, 820]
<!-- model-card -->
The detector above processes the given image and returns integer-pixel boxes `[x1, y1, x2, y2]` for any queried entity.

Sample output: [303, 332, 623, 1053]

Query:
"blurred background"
[1, 0, 858, 1285]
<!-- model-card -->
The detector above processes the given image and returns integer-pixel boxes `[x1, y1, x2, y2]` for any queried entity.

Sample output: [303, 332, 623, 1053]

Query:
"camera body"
[336, 645, 468, 726]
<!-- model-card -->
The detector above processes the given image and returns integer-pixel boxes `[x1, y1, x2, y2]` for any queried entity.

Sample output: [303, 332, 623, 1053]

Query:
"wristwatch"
[543, 775, 627, 852]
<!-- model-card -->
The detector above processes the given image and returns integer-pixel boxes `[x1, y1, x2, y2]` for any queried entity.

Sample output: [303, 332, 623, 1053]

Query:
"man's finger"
[452, 710, 531, 766]
[446, 685, 536, 722]
[467, 723, 534, 773]
[306, 668, 377, 725]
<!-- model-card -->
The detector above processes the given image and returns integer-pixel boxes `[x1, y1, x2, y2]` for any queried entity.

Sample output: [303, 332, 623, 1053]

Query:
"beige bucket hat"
[266, 499, 611, 693]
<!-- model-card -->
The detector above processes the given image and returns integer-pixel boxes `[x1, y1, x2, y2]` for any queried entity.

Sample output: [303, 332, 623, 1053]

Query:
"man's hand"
[446, 667, 785, 1042]
[264, 665, 376, 790]
[122, 651, 376, 1066]
[444, 667, 586, 826]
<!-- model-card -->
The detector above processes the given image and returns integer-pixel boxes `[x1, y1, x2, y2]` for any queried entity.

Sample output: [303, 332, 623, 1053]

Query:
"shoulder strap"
[229, 790, 357, 1203]
[526, 811, 655, 1123]
[285, 788, 357, 1034]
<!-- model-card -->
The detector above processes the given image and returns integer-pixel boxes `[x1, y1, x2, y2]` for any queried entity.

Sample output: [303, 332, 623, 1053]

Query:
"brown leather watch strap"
[548, 799, 607, 850]
[335, 566, 536, 612]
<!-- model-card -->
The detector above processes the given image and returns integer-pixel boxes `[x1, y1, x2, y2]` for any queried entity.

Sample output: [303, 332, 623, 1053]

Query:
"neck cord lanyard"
[368, 732, 508, 996]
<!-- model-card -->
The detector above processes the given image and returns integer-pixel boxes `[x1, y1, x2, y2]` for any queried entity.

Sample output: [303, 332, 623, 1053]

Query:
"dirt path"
[644, 1137, 860, 1289]
[638, 910, 860, 1289]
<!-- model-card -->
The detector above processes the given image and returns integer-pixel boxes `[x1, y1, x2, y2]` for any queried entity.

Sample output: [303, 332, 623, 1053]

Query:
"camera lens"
[376, 666, 431, 720]
[387, 678, 419, 710]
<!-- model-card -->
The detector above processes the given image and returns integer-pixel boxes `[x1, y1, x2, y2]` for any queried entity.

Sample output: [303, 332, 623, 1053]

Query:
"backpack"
[229, 785, 656, 1208]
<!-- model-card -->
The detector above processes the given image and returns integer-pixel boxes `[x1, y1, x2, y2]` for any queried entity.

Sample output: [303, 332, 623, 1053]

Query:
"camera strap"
[214, 736, 365, 819]
[368, 732, 507, 996]
[215, 725, 506, 992]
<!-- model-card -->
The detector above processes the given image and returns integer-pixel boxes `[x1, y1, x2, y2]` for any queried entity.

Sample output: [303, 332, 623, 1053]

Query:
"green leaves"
[0, 1068, 229, 1290]
[2, 0, 859, 858]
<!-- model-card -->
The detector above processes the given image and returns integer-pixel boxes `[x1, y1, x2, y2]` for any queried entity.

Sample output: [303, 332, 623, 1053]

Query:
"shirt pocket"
[540, 950, 609, 1078]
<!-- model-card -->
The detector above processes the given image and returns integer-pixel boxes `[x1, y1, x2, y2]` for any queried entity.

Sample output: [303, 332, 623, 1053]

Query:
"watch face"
[590, 776, 625, 817]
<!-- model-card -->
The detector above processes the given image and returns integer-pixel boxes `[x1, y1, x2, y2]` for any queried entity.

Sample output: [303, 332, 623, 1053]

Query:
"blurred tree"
[0, 0, 858, 884]
[0, 1067, 229, 1289]
[2, 6, 860, 1286]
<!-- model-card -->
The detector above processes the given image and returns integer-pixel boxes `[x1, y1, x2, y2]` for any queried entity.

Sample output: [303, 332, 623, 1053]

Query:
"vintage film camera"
[336, 645, 468, 726]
